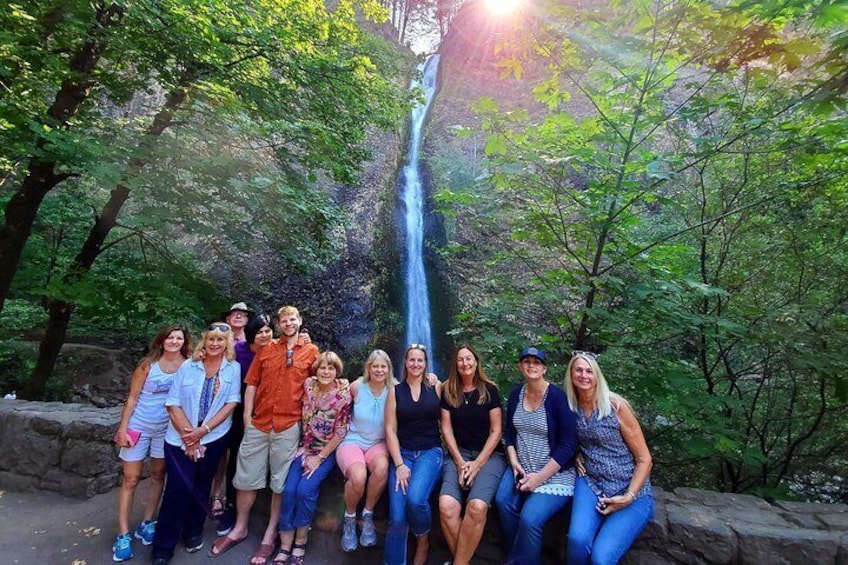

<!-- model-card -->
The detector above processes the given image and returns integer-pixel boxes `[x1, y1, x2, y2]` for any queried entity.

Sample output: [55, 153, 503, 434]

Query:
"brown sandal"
[207, 534, 246, 558]
[250, 542, 277, 565]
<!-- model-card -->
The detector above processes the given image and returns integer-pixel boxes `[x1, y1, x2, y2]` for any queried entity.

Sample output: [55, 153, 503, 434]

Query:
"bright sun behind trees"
[434, 0, 848, 498]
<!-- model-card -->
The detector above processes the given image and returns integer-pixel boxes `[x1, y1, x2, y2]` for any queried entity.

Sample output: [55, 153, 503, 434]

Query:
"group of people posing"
[113, 302, 654, 565]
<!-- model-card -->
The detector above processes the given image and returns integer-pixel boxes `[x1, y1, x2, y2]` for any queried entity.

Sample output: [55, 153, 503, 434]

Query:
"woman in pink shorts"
[336, 349, 397, 552]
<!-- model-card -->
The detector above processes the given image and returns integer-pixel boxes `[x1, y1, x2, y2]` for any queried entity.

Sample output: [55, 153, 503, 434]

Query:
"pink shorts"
[336, 442, 389, 476]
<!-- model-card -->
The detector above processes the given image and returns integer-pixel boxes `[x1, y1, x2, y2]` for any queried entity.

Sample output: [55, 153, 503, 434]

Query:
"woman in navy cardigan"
[495, 346, 577, 564]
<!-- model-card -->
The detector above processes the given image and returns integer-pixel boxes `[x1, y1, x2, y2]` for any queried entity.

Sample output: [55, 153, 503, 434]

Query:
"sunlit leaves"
[438, 0, 848, 497]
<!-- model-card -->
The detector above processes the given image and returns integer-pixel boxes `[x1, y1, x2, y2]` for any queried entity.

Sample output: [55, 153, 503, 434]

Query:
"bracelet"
[626, 489, 636, 501]
[203, 424, 211, 434]
[396, 462, 406, 469]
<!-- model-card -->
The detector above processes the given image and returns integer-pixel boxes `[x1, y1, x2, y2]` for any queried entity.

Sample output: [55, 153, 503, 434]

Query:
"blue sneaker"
[134, 520, 156, 545]
[360, 512, 377, 547]
[215, 507, 235, 536]
[113, 533, 133, 562]
[341, 515, 358, 552]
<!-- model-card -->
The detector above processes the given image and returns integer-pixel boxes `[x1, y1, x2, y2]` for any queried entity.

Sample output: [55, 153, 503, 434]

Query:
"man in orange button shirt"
[209, 306, 319, 562]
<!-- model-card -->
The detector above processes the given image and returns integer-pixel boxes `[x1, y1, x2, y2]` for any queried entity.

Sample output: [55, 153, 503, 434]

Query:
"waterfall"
[401, 55, 440, 361]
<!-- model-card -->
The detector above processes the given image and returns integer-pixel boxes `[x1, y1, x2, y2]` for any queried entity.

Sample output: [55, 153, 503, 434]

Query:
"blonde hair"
[277, 305, 301, 322]
[194, 326, 236, 362]
[362, 349, 398, 386]
[444, 344, 497, 408]
[313, 351, 344, 376]
[565, 353, 612, 418]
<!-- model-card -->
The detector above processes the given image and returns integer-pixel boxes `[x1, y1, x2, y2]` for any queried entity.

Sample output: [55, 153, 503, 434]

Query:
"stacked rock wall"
[1, 400, 847, 564]
[0, 400, 122, 498]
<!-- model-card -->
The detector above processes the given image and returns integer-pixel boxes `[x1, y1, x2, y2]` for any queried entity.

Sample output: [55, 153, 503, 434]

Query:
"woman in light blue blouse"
[150, 323, 241, 565]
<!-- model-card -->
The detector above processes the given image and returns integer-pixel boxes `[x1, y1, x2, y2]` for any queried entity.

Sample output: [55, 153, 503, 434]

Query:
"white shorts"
[119, 428, 166, 462]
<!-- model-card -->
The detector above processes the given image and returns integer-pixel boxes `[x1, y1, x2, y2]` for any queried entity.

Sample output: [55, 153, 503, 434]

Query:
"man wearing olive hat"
[224, 302, 253, 344]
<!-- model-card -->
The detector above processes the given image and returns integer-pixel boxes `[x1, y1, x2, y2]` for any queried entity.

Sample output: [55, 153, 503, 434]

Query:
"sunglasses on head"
[571, 350, 598, 361]
[408, 343, 427, 350]
[208, 323, 232, 333]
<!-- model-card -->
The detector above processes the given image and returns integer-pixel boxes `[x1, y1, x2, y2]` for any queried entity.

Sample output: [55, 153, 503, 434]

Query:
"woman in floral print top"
[275, 351, 351, 564]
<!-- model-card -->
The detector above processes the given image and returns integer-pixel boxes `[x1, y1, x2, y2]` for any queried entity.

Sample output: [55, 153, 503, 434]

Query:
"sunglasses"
[286, 348, 294, 367]
[408, 343, 427, 350]
[571, 350, 598, 360]
[208, 323, 232, 333]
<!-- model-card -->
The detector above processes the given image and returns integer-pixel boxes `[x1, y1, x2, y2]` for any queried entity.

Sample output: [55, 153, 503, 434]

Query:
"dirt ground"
[0, 479, 452, 565]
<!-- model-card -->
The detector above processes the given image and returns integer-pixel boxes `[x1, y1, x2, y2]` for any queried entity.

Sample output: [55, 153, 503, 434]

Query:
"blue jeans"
[494, 469, 571, 565]
[279, 453, 337, 531]
[384, 447, 443, 565]
[567, 476, 654, 565]
[152, 437, 228, 560]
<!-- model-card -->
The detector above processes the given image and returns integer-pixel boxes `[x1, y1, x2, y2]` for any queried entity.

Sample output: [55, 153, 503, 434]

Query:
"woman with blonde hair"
[112, 324, 191, 562]
[439, 344, 506, 565]
[564, 351, 653, 565]
[337, 349, 397, 552]
[150, 323, 241, 565]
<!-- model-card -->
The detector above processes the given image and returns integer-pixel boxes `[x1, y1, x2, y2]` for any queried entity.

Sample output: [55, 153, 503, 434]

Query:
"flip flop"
[249, 542, 277, 565]
[207, 534, 246, 558]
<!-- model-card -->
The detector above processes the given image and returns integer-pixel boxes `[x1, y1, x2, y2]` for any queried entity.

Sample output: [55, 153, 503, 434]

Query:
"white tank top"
[128, 361, 176, 433]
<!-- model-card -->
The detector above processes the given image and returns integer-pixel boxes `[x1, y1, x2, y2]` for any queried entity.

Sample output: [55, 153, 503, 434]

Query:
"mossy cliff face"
[424, 2, 599, 326]
[222, 124, 407, 371]
[424, 3, 547, 319]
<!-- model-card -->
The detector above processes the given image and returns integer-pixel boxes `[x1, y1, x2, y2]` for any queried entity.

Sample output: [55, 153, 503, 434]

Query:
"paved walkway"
[0, 480, 451, 565]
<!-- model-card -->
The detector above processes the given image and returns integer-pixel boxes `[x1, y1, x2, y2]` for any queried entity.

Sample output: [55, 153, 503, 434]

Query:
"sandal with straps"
[210, 497, 226, 519]
[272, 547, 292, 564]
[289, 541, 307, 565]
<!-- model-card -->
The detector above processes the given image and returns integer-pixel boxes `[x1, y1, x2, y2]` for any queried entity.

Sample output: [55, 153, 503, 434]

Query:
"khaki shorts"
[233, 422, 300, 493]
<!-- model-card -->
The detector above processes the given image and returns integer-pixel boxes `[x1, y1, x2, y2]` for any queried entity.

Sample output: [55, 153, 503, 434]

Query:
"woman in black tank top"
[384, 344, 444, 565]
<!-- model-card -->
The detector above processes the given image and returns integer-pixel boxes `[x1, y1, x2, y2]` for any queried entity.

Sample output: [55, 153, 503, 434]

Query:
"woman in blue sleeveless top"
[564, 351, 653, 565]
[337, 349, 397, 553]
[384, 344, 443, 565]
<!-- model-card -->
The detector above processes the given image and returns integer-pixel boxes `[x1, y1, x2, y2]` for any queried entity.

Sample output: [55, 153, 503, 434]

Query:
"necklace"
[463, 390, 474, 405]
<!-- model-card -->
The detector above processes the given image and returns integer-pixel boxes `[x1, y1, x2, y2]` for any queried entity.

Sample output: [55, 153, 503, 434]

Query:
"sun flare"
[484, 0, 522, 16]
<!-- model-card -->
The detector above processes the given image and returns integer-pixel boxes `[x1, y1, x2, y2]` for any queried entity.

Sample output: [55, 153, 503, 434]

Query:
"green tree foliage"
[436, 0, 848, 498]
[1, 0, 411, 398]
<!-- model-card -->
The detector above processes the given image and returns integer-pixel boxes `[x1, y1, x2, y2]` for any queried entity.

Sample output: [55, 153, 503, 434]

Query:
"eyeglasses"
[571, 350, 598, 360]
[286, 348, 294, 367]
[208, 323, 232, 333]
[408, 343, 427, 350]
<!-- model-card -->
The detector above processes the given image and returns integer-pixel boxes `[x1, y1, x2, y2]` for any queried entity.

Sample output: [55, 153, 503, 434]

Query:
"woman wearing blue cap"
[495, 346, 578, 564]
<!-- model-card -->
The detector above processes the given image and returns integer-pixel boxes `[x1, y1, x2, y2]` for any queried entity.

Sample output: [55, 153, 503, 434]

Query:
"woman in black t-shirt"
[439, 344, 507, 565]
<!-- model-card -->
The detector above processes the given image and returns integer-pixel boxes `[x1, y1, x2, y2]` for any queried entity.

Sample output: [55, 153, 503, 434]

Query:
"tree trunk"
[23, 84, 189, 399]
[0, 2, 120, 315]
[22, 184, 130, 400]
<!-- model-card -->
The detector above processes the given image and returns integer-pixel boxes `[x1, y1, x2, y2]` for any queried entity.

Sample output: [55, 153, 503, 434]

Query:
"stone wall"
[0, 400, 122, 498]
[2, 400, 847, 564]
